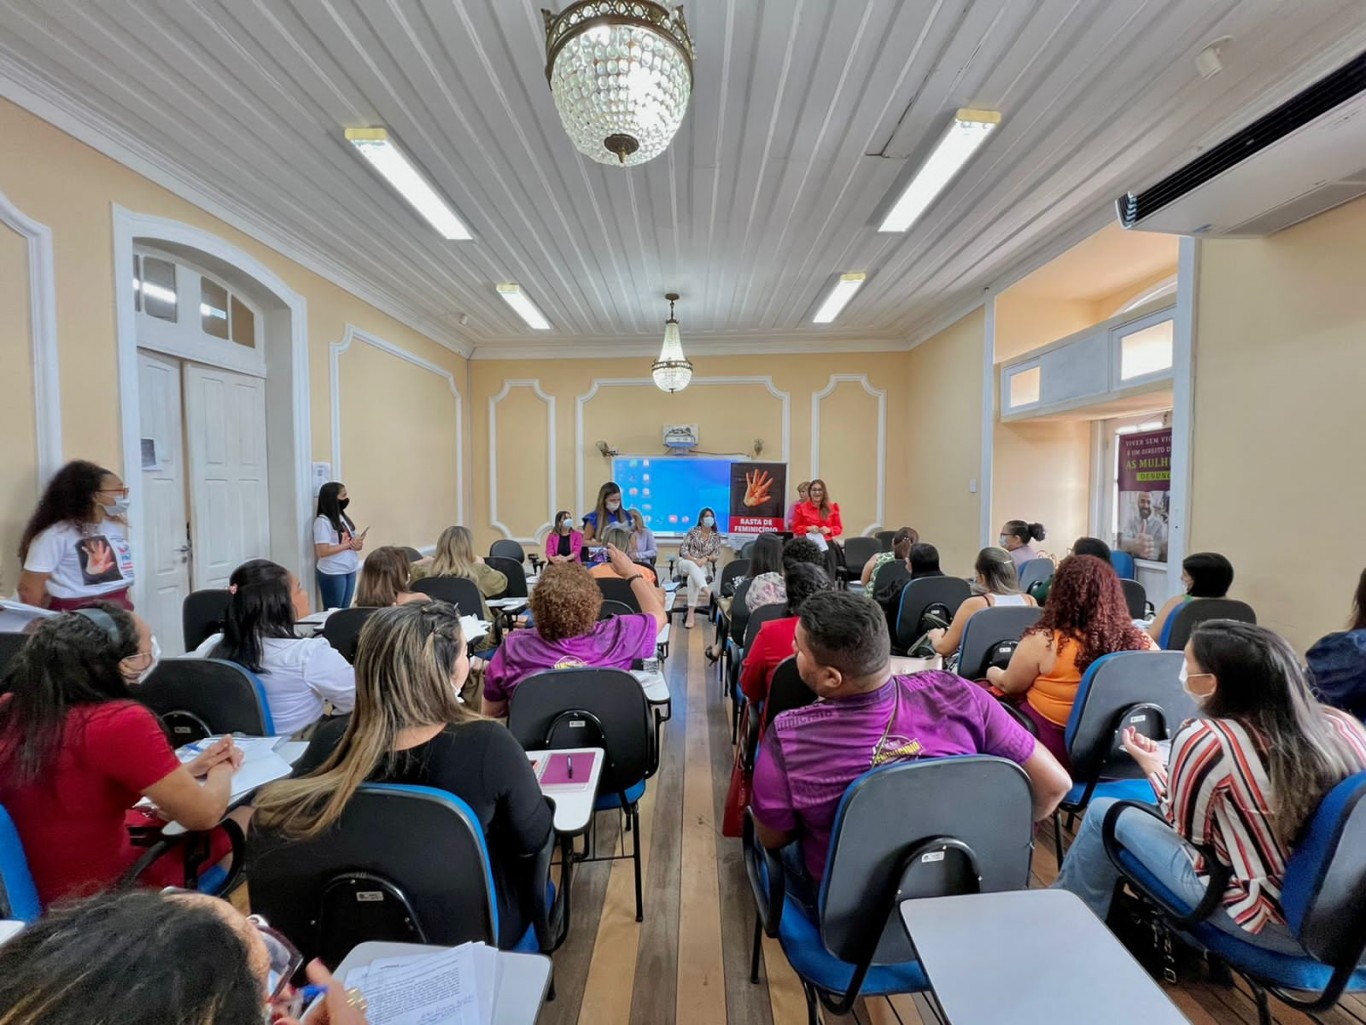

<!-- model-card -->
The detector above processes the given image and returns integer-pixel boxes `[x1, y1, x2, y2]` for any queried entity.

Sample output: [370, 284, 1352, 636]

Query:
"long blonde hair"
[253, 602, 481, 839]
[430, 525, 478, 580]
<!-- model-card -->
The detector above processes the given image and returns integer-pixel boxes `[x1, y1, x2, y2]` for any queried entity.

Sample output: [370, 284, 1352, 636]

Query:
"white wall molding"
[330, 324, 465, 525]
[574, 376, 791, 515]
[981, 297, 997, 548]
[810, 374, 886, 536]
[489, 379, 556, 543]
[471, 335, 908, 360]
[0, 187, 61, 482]
[1164, 236, 1199, 602]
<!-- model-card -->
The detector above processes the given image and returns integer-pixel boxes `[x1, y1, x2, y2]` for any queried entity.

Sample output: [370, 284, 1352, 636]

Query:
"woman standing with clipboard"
[313, 482, 364, 610]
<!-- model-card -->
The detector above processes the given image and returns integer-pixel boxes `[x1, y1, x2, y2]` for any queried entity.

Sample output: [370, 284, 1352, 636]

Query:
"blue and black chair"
[1103, 771, 1366, 1025]
[1120, 578, 1149, 621]
[321, 607, 380, 664]
[139, 657, 275, 744]
[717, 577, 755, 692]
[594, 576, 642, 613]
[731, 603, 789, 745]
[249, 783, 559, 968]
[507, 668, 655, 922]
[1017, 558, 1054, 594]
[1111, 550, 1137, 580]
[597, 599, 637, 620]
[745, 756, 1035, 1024]
[741, 657, 818, 780]
[1160, 600, 1256, 650]
[892, 577, 971, 656]
[842, 537, 881, 587]
[1050, 650, 1194, 866]
[181, 588, 230, 652]
[955, 604, 1042, 680]
[0, 805, 41, 923]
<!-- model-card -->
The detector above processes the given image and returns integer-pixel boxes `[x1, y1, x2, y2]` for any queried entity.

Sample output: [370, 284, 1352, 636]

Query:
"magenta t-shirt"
[751, 670, 1037, 881]
[484, 613, 658, 703]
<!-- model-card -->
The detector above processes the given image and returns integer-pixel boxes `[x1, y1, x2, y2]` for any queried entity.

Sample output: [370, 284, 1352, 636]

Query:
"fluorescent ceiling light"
[497, 283, 551, 330]
[345, 127, 472, 240]
[878, 108, 1001, 233]
[812, 272, 867, 324]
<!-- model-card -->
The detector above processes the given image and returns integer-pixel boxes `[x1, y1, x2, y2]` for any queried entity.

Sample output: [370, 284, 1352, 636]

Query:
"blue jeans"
[316, 569, 356, 611]
[1053, 797, 1302, 955]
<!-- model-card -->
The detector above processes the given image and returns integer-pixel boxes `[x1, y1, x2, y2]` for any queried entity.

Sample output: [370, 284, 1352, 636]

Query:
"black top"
[557, 533, 572, 557]
[297, 718, 553, 947]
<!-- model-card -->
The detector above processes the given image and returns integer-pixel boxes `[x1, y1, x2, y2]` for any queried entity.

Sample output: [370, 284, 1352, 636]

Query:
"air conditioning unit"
[662, 424, 698, 450]
[1117, 50, 1366, 237]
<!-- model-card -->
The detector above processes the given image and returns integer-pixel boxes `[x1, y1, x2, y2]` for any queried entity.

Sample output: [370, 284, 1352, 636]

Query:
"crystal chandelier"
[541, 2, 694, 167]
[652, 292, 692, 393]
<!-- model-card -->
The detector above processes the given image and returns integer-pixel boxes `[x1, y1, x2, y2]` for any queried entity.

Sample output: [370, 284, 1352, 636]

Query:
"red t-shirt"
[740, 616, 800, 704]
[0, 699, 180, 906]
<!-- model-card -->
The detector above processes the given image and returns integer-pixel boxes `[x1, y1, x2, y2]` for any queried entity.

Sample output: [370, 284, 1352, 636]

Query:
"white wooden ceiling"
[2, 0, 1364, 357]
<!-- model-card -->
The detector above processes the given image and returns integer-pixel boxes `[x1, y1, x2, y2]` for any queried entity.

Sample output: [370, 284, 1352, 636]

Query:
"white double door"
[138, 351, 270, 653]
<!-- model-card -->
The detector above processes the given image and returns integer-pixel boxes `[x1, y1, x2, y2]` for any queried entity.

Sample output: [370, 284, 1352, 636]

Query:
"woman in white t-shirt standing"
[17, 460, 137, 611]
[313, 481, 363, 610]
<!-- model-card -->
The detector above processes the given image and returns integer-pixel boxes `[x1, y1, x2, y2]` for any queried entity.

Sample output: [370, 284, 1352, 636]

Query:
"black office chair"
[842, 537, 880, 581]
[956, 605, 1044, 680]
[762, 657, 817, 732]
[249, 783, 558, 966]
[740, 541, 757, 559]
[718, 559, 751, 600]
[597, 599, 637, 620]
[874, 530, 897, 552]
[595, 576, 642, 612]
[1120, 578, 1148, 620]
[322, 607, 381, 664]
[486, 556, 528, 598]
[412, 576, 485, 616]
[507, 668, 654, 922]
[1017, 558, 1054, 593]
[745, 756, 1035, 1020]
[720, 578, 756, 690]
[892, 577, 971, 655]
[400, 546, 423, 562]
[139, 658, 275, 744]
[730, 603, 789, 744]
[182, 589, 230, 652]
[489, 539, 526, 564]
[1161, 599, 1256, 650]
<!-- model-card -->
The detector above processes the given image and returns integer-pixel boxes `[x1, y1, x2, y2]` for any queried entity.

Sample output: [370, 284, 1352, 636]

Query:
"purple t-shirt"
[751, 670, 1036, 881]
[484, 613, 657, 704]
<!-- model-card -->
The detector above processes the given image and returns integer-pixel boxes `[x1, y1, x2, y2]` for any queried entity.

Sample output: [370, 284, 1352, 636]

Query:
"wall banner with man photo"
[1117, 428, 1171, 563]
[727, 461, 788, 533]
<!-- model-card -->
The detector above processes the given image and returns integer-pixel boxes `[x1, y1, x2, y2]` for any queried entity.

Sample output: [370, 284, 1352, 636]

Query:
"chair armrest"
[742, 809, 786, 938]
[1100, 800, 1231, 929]
[997, 699, 1038, 738]
[122, 816, 247, 896]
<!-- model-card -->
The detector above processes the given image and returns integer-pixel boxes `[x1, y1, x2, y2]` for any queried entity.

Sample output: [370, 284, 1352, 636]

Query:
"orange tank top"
[1026, 631, 1084, 726]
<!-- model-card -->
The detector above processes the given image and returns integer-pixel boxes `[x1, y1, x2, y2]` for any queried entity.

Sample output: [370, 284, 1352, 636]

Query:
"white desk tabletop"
[527, 747, 603, 836]
[899, 890, 1189, 1025]
[0, 920, 24, 946]
[657, 623, 670, 645]
[631, 668, 671, 705]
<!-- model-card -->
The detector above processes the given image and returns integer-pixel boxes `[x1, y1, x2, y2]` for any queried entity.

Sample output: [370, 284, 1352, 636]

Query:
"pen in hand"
[567, 755, 574, 779]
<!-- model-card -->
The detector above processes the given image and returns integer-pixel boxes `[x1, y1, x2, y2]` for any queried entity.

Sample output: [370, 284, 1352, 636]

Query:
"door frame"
[113, 206, 312, 612]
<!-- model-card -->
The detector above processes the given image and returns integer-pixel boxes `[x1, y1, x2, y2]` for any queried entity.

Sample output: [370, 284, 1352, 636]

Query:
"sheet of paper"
[460, 615, 490, 641]
[229, 752, 293, 800]
[342, 944, 482, 1025]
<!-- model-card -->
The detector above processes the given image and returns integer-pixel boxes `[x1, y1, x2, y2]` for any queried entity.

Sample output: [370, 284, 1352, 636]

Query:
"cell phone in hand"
[586, 546, 609, 566]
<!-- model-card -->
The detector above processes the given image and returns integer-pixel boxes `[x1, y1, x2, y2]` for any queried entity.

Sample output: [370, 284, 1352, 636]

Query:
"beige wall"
[0, 220, 37, 593]
[0, 98, 465, 573]
[1190, 195, 1366, 649]
[992, 293, 1097, 363]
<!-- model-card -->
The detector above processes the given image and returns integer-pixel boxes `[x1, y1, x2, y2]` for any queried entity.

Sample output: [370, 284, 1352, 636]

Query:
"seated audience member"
[929, 547, 1036, 658]
[1148, 551, 1235, 643]
[739, 563, 833, 704]
[909, 542, 945, 579]
[861, 526, 918, 588]
[676, 507, 724, 628]
[751, 592, 1070, 895]
[782, 535, 827, 571]
[482, 549, 665, 716]
[629, 509, 658, 566]
[1307, 567, 1366, 719]
[545, 510, 584, 565]
[355, 545, 429, 607]
[987, 555, 1156, 766]
[0, 606, 243, 906]
[1000, 520, 1047, 570]
[416, 525, 507, 601]
[196, 559, 356, 735]
[0, 889, 364, 1025]
[258, 603, 552, 950]
[1071, 536, 1113, 562]
[591, 524, 659, 585]
[1056, 621, 1366, 948]
[744, 532, 788, 611]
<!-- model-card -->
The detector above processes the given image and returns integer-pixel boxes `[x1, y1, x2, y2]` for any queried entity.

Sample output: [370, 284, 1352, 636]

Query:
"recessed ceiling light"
[878, 109, 1001, 233]
[812, 272, 867, 324]
[344, 128, 472, 240]
[497, 283, 551, 331]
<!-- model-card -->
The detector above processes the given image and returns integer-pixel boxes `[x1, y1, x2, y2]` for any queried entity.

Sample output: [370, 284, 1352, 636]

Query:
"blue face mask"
[104, 496, 131, 518]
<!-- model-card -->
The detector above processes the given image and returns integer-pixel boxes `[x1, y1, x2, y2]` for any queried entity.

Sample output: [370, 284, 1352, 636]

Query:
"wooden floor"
[537, 624, 1366, 1025]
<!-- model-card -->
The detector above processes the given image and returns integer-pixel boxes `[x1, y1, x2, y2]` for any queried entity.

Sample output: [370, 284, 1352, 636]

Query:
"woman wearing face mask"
[581, 482, 631, 544]
[676, 506, 724, 629]
[545, 509, 584, 565]
[17, 460, 137, 611]
[629, 508, 658, 567]
[0, 604, 243, 907]
[1054, 621, 1366, 951]
[313, 482, 363, 610]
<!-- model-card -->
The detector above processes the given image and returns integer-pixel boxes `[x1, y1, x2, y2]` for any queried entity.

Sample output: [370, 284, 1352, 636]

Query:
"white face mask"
[126, 636, 161, 685]
[606, 500, 621, 512]
[702, 515, 715, 528]
[1179, 664, 1214, 704]
[103, 496, 131, 518]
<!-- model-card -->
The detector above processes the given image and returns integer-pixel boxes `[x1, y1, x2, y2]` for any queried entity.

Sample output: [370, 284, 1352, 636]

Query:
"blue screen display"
[611, 456, 734, 535]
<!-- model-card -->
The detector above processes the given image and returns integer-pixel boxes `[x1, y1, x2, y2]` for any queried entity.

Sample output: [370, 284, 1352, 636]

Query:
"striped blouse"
[1159, 712, 1366, 932]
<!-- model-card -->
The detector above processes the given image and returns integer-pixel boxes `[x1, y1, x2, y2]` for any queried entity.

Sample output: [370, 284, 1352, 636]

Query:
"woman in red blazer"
[789, 478, 842, 541]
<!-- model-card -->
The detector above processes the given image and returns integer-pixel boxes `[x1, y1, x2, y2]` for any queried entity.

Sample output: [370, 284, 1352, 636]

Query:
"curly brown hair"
[529, 561, 603, 641]
[1028, 555, 1149, 671]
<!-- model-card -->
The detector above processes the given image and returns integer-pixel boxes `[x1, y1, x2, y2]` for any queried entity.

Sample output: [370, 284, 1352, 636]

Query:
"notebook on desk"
[530, 751, 596, 791]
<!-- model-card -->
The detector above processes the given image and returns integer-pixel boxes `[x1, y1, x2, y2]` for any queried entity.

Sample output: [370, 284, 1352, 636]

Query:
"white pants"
[676, 558, 710, 608]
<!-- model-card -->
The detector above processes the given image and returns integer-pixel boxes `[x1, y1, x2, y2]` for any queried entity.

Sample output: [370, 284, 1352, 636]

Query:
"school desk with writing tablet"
[526, 747, 603, 837]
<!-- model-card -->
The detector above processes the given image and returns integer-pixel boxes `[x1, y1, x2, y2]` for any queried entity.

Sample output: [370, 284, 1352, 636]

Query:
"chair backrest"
[412, 576, 485, 616]
[0, 804, 41, 922]
[598, 599, 637, 620]
[1120, 578, 1148, 620]
[740, 541, 756, 559]
[743, 603, 789, 650]
[1161, 598, 1257, 650]
[486, 556, 528, 598]
[874, 530, 897, 552]
[1110, 551, 1136, 580]
[1281, 771, 1366, 968]
[821, 756, 1035, 965]
[595, 576, 642, 612]
[729, 578, 755, 642]
[490, 539, 526, 564]
[1017, 558, 1054, 592]
[719, 559, 751, 597]
[182, 588, 230, 652]
[401, 546, 424, 562]
[249, 783, 500, 966]
[507, 668, 655, 791]
[0, 631, 29, 683]
[1063, 651, 1194, 785]
[322, 607, 381, 664]
[894, 577, 971, 652]
[843, 536, 880, 571]
[956, 605, 1044, 680]
[762, 657, 817, 730]
[139, 657, 275, 742]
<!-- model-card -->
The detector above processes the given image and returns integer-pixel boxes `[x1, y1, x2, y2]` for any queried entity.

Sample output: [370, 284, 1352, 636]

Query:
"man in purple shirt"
[751, 591, 1071, 900]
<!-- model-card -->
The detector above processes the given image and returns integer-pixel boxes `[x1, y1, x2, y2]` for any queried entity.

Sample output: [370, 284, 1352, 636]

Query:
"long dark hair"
[807, 478, 832, 516]
[1351, 567, 1366, 632]
[0, 603, 138, 785]
[209, 560, 297, 673]
[316, 481, 355, 535]
[696, 507, 718, 534]
[592, 482, 627, 529]
[1183, 552, 1234, 598]
[1029, 555, 1148, 671]
[750, 533, 784, 577]
[0, 890, 264, 1025]
[1192, 621, 1365, 845]
[18, 460, 114, 560]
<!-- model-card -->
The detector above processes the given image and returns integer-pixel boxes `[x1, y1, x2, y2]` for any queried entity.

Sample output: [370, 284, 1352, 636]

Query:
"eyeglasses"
[123, 636, 162, 669]
[98, 486, 130, 497]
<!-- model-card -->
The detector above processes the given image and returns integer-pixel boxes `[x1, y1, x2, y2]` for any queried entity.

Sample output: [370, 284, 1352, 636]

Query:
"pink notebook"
[539, 751, 596, 785]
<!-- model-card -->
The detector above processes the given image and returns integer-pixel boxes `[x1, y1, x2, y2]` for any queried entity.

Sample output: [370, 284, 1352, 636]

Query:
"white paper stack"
[460, 615, 490, 641]
[341, 942, 499, 1025]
